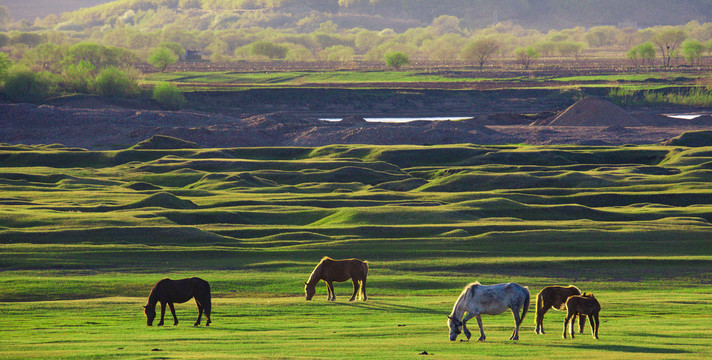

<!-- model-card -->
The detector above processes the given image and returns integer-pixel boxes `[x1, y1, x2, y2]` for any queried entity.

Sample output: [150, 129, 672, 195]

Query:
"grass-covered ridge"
[1, 142, 711, 359]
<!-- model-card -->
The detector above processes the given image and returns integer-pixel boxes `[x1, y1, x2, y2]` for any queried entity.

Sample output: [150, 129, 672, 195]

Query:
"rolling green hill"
[1, 141, 711, 358]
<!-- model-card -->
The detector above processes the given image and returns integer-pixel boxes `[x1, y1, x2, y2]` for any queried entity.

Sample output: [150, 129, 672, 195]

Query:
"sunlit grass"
[1, 143, 712, 358]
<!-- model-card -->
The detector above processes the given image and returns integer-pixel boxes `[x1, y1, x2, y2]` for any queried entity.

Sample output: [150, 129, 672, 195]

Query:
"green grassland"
[1, 142, 711, 359]
[145, 70, 707, 90]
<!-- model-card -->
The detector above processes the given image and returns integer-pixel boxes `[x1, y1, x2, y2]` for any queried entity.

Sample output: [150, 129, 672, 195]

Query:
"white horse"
[447, 282, 530, 341]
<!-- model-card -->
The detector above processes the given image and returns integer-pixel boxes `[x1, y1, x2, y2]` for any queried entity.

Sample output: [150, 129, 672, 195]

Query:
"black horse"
[143, 277, 211, 326]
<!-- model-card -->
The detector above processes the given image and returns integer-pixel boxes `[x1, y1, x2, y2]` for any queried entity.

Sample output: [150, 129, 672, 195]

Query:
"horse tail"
[534, 289, 543, 323]
[519, 287, 530, 326]
[361, 260, 369, 277]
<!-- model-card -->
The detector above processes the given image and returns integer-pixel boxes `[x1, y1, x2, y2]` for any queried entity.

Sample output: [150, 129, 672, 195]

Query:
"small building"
[182, 50, 202, 61]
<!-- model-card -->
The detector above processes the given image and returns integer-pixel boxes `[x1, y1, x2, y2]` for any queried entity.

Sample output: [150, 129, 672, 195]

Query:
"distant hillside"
[6, 0, 712, 30]
[0, 0, 113, 21]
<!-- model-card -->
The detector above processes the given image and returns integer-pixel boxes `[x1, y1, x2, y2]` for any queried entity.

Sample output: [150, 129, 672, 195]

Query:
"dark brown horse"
[143, 277, 211, 326]
[304, 257, 368, 301]
[563, 293, 601, 339]
[535, 285, 585, 334]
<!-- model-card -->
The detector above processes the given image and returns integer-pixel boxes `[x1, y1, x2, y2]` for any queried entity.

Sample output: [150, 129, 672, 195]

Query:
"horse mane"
[450, 282, 480, 316]
[147, 278, 170, 306]
[307, 260, 324, 285]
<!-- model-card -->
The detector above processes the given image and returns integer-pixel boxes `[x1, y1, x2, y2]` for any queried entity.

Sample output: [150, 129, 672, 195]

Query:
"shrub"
[513, 46, 540, 69]
[0, 52, 10, 81]
[148, 47, 178, 72]
[152, 82, 186, 110]
[94, 66, 140, 98]
[61, 60, 95, 93]
[384, 51, 410, 70]
[3, 65, 56, 103]
[250, 41, 289, 60]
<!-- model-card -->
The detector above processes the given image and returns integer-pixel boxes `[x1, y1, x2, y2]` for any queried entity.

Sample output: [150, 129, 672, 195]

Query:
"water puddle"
[320, 117, 473, 123]
[664, 114, 707, 120]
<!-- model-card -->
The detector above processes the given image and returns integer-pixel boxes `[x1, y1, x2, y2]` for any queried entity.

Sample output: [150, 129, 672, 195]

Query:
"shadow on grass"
[332, 299, 443, 315]
[553, 343, 690, 354]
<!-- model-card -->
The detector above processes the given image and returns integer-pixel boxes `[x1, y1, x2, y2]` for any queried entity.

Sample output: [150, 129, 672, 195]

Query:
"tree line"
[4, 16, 712, 66]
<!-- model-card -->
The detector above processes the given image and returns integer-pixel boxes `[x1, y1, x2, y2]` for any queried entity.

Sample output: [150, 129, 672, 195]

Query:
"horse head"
[447, 315, 463, 341]
[144, 304, 156, 326]
[304, 282, 316, 300]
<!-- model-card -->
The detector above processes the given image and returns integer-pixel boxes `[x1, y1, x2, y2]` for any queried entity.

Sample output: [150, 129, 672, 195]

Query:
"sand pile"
[538, 97, 644, 126]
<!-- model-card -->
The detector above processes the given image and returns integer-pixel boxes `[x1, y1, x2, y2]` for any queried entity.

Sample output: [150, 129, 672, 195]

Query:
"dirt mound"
[132, 135, 199, 149]
[542, 97, 644, 126]
[243, 112, 315, 128]
[662, 130, 712, 147]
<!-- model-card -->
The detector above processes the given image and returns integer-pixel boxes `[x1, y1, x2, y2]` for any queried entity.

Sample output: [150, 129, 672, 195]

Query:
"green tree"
[556, 41, 584, 58]
[61, 61, 95, 94]
[0, 52, 11, 81]
[94, 67, 140, 98]
[384, 51, 410, 70]
[152, 82, 186, 110]
[461, 37, 500, 69]
[179, 0, 202, 9]
[636, 42, 656, 66]
[63, 43, 137, 71]
[3, 65, 56, 103]
[0, 6, 10, 30]
[319, 45, 354, 62]
[681, 39, 705, 66]
[11, 32, 45, 48]
[626, 47, 639, 67]
[651, 28, 687, 67]
[22, 43, 63, 72]
[250, 41, 289, 60]
[158, 42, 186, 58]
[148, 47, 179, 72]
[513, 46, 540, 69]
[0, 33, 9, 48]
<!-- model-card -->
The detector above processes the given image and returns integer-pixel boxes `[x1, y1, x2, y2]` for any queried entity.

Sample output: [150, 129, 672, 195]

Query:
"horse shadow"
[553, 343, 690, 354]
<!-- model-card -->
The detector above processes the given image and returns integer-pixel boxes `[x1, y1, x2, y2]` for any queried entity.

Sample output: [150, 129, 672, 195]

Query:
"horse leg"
[578, 314, 587, 333]
[157, 302, 167, 326]
[591, 314, 600, 339]
[562, 313, 572, 339]
[326, 281, 335, 301]
[349, 278, 358, 301]
[194, 299, 203, 326]
[460, 312, 476, 341]
[204, 300, 212, 326]
[475, 314, 486, 341]
[510, 306, 521, 340]
[168, 302, 178, 325]
[361, 278, 367, 301]
[535, 305, 549, 334]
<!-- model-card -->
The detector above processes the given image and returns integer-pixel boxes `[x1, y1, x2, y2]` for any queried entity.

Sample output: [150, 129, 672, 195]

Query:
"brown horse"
[304, 257, 368, 301]
[535, 285, 585, 334]
[143, 277, 211, 326]
[563, 293, 601, 339]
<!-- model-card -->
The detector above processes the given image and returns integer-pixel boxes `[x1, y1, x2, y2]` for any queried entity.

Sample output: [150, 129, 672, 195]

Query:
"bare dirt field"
[1, 88, 711, 149]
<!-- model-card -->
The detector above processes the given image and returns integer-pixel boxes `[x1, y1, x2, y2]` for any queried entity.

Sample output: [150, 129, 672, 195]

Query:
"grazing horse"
[535, 285, 586, 335]
[304, 257, 368, 301]
[143, 277, 211, 327]
[563, 293, 601, 339]
[447, 282, 530, 341]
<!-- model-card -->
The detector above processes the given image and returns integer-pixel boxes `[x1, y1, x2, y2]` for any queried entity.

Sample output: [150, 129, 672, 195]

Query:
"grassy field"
[144, 70, 707, 90]
[1, 141, 711, 359]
